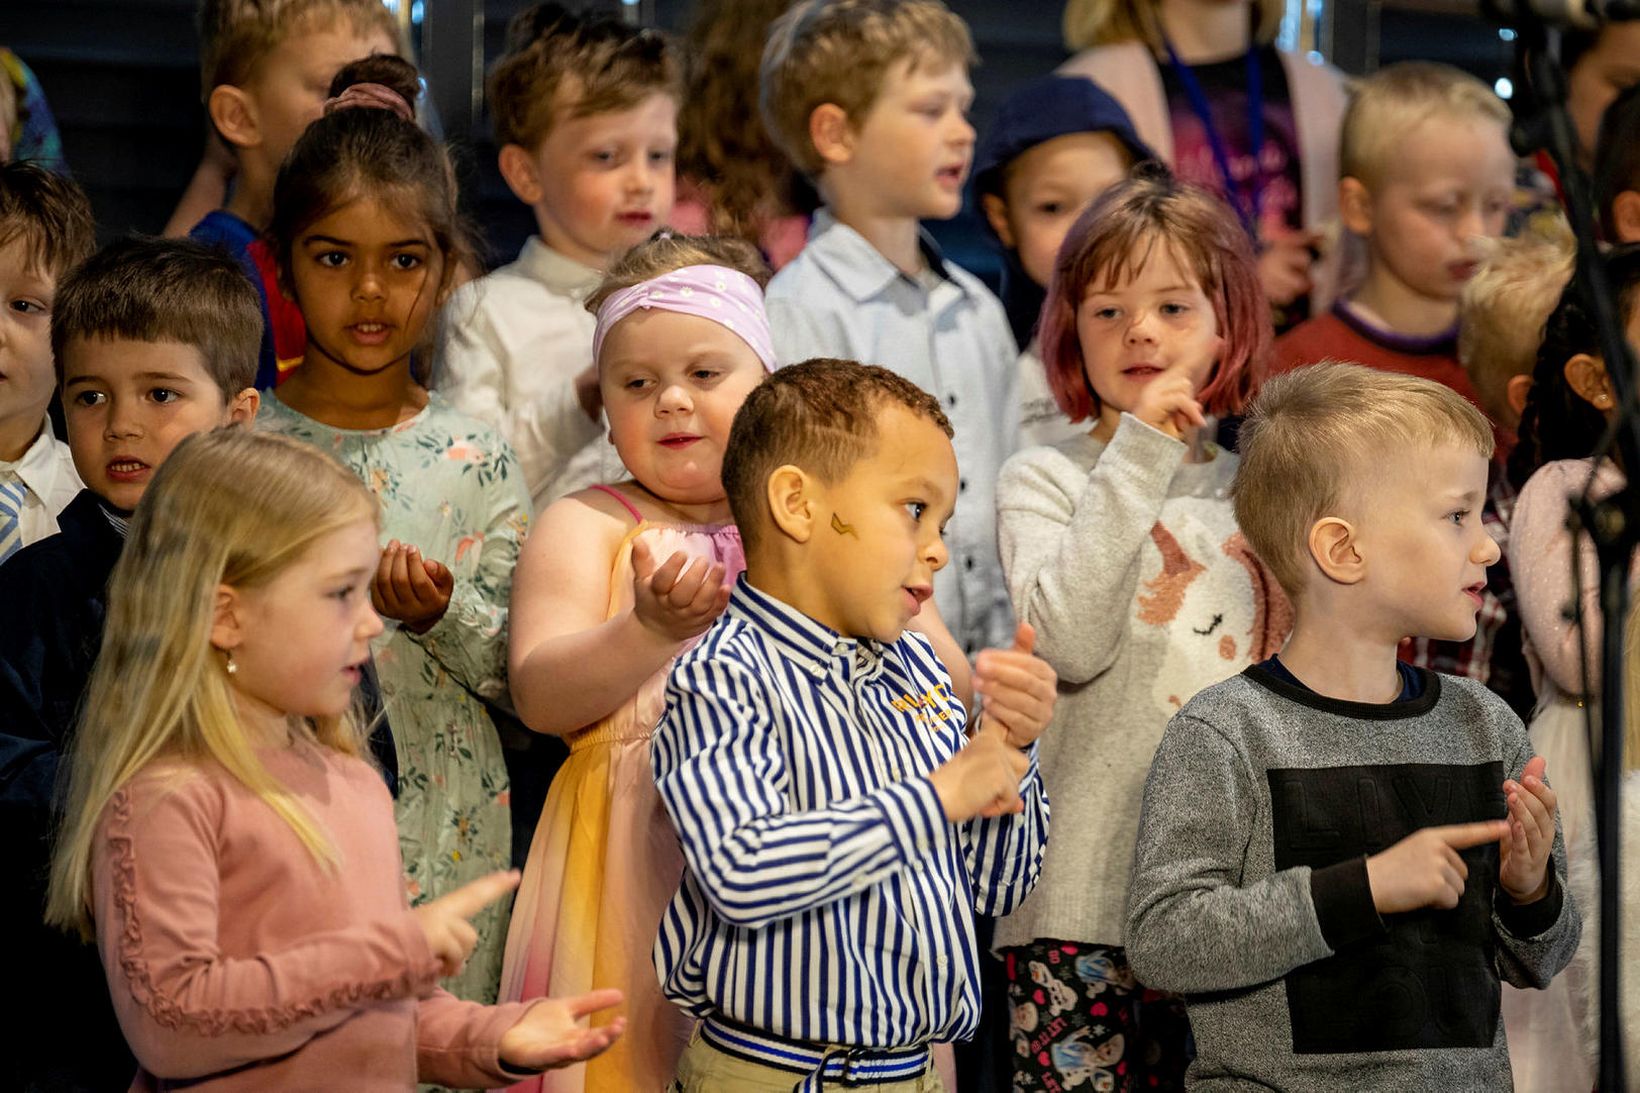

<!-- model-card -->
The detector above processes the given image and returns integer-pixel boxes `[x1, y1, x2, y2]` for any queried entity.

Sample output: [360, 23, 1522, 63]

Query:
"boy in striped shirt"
[653, 359, 1055, 1091]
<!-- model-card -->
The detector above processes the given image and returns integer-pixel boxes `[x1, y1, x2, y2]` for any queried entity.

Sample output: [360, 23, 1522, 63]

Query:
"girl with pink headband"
[497, 233, 774, 1093]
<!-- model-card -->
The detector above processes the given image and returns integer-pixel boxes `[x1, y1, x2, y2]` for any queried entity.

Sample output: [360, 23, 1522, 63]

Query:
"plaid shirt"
[1401, 464, 1535, 718]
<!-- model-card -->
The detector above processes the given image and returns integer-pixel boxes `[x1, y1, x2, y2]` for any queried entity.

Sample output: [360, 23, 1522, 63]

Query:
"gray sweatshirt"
[1126, 664, 1581, 1089]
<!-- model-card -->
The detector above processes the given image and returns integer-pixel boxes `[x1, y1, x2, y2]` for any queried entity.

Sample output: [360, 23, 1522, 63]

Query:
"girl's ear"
[765, 464, 817, 544]
[1563, 352, 1613, 411]
[1505, 373, 1532, 421]
[211, 584, 244, 653]
[1338, 177, 1373, 237]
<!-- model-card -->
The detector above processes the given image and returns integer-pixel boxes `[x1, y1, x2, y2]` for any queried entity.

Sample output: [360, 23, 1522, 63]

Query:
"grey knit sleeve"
[1125, 711, 1335, 993]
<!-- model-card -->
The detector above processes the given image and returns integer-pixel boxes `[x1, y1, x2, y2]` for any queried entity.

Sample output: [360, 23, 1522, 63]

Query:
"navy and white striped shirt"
[652, 576, 1049, 1050]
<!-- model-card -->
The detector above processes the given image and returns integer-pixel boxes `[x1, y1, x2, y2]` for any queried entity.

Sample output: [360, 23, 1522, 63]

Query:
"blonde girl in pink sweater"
[46, 430, 625, 1091]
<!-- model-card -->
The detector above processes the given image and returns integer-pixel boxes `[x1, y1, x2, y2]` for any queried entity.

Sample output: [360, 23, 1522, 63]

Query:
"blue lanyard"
[1163, 38, 1265, 238]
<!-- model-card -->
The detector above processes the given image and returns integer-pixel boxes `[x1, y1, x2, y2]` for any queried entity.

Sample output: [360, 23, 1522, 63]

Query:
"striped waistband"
[699, 1014, 932, 1090]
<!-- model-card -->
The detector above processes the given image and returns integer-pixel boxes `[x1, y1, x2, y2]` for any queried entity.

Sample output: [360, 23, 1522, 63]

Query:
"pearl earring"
[224, 650, 237, 675]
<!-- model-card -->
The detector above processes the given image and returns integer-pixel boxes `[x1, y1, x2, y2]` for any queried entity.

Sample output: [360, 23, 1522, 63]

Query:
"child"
[993, 167, 1284, 1090]
[0, 235, 261, 1091]
[439, 3, 680, 511]
[974, 75, 1151, 448]
[191, 0, 400, 388]
[43, 427, 626, 1090]
[0, 161, 93, 563]
[255, 59, 527, 1008]
[1596, 82, 1640, 244]
[654, 358, 1056, 1091]
[672, 0, 814, 270]
[497, 232, 771, 1093]
[1058, 0, 1348, 327]
[1274, 63, 1516, 405]
[1396, 228, 1575, 729]
[1126, 362, 1580, 1087]
[759, 0, 1017, 659]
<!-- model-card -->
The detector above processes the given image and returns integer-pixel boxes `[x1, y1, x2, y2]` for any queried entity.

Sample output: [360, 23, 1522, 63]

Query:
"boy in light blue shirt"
[760, 0, 1017, 657]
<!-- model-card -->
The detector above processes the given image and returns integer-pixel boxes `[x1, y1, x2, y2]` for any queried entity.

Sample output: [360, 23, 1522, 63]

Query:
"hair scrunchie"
[323, 82, 414, 121]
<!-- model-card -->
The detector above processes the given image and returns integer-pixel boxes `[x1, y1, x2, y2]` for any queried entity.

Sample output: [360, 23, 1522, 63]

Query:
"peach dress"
[498, 485, 744, 1093]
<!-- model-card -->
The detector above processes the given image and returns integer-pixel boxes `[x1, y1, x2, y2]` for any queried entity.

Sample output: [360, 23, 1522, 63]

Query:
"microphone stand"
[1504, 19, 1640, 1090]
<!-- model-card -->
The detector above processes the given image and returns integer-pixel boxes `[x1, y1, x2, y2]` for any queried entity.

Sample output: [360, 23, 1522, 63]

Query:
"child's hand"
[1500, 755, 1558, 903]
[973, 623, 1057, 749]
[1256, 225, 1320, 307]
[1365, 820, 1510, 914]
[499, 988, 626, 1073]
[632, 538, 729, 644]
[1130, 354, 1215, 441]
[412, 869, 520, 979]
[373, 541, 454, 634]
[929, 720, 1030, 823]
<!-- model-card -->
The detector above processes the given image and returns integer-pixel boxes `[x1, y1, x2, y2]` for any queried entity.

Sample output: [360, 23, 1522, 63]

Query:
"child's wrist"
[1505, 871, 1551, 905]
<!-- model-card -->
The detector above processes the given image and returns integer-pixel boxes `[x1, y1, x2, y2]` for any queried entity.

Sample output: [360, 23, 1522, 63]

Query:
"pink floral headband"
[592, 264, 776, 372]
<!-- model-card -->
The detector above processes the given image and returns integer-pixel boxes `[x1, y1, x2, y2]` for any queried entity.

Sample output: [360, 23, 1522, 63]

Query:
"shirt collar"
[730, 574, 890, 684]
[517, 236, 603, 299]
[803, 209, 965, 305]
[1, 419, 67, 503]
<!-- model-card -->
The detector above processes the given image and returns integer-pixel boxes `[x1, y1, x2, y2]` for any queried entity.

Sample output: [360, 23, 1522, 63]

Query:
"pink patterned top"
[91, 739, 542, 1091]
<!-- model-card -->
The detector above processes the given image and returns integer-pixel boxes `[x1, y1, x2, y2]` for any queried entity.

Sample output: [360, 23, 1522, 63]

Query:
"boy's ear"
[224, 387, 261, 427]
[1505, 373, 1533, 421]
[1307, 516, 1366, 586]
[1563, 352, 1612, 409]
[497, 143, 544, 206]
[765, 464, 817, 544]
[1612, 190, 1640, 245]
[809, 103, 855, 169]
[981, 193, 1017, 249]
[1338, 177, 1373, 237]
[210, 584, 244, 653]
[208, 85, 262, 151]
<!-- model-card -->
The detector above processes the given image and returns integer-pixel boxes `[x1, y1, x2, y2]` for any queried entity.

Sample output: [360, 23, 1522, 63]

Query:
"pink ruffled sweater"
[91, 739, 540, 1091]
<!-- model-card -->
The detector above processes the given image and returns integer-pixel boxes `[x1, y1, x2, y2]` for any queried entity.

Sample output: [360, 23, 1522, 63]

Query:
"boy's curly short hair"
[197, 0, 401, 100]
[1232, 363, 1494, 598]
[487, 2, 682, 152]
[51, 236, 261, 397]
[0, 161, 95, 281]
[760, 0, 975, 178]
[724, 358, 952, 553]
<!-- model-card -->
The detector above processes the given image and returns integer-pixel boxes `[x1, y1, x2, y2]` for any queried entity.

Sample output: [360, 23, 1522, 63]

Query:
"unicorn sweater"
[994, 414, 1291, 948]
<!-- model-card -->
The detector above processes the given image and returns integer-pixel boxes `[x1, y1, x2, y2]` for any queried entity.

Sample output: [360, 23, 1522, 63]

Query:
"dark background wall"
[0, 0, 1520, 279]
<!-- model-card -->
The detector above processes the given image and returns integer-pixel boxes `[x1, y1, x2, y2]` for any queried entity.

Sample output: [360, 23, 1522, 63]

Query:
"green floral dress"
[259, 392, 526, 1006]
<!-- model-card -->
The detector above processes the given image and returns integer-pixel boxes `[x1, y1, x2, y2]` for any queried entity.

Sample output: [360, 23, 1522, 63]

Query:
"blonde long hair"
[46, 429, 379, 938]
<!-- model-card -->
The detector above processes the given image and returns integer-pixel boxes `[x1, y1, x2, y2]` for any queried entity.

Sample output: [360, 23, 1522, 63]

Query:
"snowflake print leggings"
[1000, 940, 1192, 1093]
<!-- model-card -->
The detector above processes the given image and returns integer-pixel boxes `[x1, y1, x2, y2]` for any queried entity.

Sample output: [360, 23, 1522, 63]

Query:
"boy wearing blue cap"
[975, 75, 1151, 448]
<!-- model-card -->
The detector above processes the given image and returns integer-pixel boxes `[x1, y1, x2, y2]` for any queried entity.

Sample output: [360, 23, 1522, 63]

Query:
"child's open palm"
[373, 540, 454, 634]
[631, 537, 729, 644]
[498, 989, 627, 1073]
[1499, 755, 1558, 903]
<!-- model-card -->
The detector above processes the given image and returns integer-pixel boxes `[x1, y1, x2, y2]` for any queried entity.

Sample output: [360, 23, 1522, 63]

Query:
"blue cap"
[973, 75, 1153, 199]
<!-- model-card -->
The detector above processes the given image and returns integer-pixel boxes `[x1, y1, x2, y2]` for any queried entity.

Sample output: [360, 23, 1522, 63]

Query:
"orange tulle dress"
[498, 486, 744, 1093]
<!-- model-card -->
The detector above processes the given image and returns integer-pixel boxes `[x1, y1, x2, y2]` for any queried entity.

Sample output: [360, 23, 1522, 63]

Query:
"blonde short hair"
[1341, 62, 1511, 188]
[760, 0, 975, 177]
[1458, 223, 1575, 428]
[198, 0, 401, 100]
[1061, 0, 1282, 51]
[1232, 363, 1495, 598]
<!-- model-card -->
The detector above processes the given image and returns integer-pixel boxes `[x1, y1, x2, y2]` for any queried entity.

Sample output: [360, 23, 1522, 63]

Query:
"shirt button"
[959, 478, 968, 493]
[937, 955, 950, 967]
[964, 556, 974, 572]
[947, 394, 958, 408]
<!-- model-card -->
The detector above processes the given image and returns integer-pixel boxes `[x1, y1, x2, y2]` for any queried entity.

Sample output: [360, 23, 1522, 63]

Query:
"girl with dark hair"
[257, 54, 528, 1014]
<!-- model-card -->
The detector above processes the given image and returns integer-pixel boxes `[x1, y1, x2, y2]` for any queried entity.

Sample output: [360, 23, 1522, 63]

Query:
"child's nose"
[1474, 531, 1501, 567]
[655, 382, 691, 413]
[1125, 311, 1159, 344]
[105, 401, 141, 438]
[360, 602, 385, 641]
[353, 267, 386, 300]
[925, 533, 949, 571]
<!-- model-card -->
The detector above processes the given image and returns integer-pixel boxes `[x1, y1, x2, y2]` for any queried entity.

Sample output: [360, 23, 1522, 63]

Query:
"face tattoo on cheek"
[831, 513, 858, 538]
